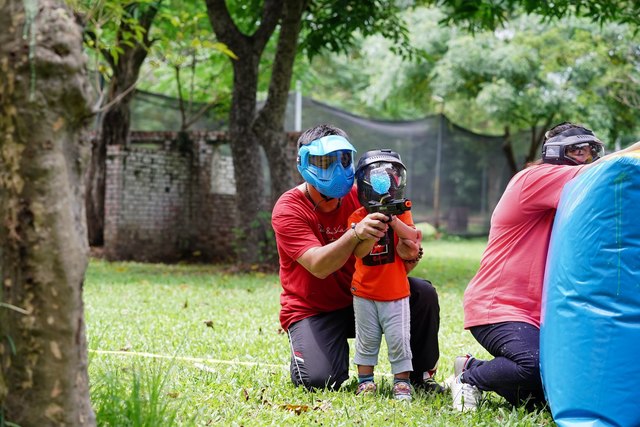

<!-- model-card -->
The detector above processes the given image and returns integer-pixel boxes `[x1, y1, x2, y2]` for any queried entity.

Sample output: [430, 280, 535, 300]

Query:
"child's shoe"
[355, 381, 377, 396]
[392, 380, 412, 401]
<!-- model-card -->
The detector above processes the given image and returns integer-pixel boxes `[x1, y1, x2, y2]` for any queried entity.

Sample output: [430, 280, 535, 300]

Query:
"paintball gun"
[365, 194, 412, 246]
[365, 194, 412, 217]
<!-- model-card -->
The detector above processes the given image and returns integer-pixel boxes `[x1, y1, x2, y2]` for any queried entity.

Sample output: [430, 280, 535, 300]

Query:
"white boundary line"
[90, 349, 288, 369]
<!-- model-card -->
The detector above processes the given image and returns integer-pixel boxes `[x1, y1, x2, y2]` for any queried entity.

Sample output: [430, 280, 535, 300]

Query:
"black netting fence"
[129, 91, 530, 234]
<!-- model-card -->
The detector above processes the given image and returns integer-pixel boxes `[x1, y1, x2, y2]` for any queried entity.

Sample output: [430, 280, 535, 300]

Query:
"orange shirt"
[348, 207, 412, 301]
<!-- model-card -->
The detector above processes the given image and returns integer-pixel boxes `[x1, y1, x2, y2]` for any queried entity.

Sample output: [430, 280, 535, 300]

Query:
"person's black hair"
[544, 122, 584, 141]
[297, 124, 349, 150]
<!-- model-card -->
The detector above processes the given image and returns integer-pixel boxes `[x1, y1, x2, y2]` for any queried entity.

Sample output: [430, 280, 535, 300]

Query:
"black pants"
[465, 322, 546, 408]
[287, 277, 440, 390]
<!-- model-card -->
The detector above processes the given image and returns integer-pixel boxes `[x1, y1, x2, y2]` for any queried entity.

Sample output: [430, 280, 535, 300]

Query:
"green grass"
[85, 238, 554, 426]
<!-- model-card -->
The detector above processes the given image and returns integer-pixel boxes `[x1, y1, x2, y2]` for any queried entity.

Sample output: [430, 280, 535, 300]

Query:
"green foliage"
[73, 0, 160, 68]
[306, 7, 640, 164]
[298, 7, 451, 119]
[428, 0, 640, 32]
[91, 359, 182, 426]
[141, 2, 234, 128]
[301, 0, 413, 59]
[84, 240, 556, 425]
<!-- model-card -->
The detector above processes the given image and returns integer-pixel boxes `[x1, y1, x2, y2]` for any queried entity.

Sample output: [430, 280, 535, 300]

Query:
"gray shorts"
[353, 295, 412, 374]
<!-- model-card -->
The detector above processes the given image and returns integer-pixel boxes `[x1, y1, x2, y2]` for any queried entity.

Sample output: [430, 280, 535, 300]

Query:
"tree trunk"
[86, 75, 134, 247]
[85, 4, 159, 246]
[501, 126, 518, 176]
[206, 0, 283, 265]
[0, 1, 95, 425]
[228, 50, 268, 263]
[256, 0, 307, 206]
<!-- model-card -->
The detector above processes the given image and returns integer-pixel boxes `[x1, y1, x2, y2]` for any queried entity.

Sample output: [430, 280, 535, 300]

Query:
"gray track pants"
[353, 295, 412, 375]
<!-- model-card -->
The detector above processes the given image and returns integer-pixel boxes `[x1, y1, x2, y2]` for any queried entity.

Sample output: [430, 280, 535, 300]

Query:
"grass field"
[85, 237, 554, 426]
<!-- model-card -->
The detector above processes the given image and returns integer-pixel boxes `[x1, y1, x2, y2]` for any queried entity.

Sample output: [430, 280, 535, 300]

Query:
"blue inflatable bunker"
[541, 153, 640, 427]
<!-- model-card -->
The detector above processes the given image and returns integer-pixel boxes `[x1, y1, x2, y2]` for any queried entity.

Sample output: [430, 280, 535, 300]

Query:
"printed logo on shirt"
[363, 228, 395, 266]
[318, 224, 348, 243]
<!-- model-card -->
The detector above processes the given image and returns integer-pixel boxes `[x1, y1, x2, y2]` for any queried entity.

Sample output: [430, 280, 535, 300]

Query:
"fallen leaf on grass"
[280, 401, 332, 415]
[314, 400, 332, 411]
[280, 404, 309, 415]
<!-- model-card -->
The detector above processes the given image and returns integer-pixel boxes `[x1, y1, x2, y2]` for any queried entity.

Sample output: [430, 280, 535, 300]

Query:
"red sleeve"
[519, 164, 584, 213]
[272, 191, 321, 262]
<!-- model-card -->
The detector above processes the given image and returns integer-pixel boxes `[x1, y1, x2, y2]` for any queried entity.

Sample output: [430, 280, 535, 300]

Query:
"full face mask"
[542, 127, 605, 166]
[297, 135, 356, 198]
[355, 149, 408, 213]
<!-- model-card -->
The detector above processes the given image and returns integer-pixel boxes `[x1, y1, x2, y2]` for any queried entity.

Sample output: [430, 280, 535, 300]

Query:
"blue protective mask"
[297, 135, 356, 199]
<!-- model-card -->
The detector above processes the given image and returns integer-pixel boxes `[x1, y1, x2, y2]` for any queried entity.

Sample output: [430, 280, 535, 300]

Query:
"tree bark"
[0, 1, 95, 425]
[85, 3, 159, 246]
[501, 126, 518, 175]
[256, 0, 307, 206]
[206, 0, 283, 264]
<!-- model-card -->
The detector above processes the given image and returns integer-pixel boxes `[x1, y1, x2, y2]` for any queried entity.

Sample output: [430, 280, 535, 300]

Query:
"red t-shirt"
[272, 186, 361, 331]
[348, 207, 411, 301]
[463, 163, 584, 329]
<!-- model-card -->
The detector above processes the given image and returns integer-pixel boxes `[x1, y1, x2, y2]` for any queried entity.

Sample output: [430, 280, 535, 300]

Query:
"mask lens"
[309, 153, 337, 169]
[340, 151, 352, 168]
[309, 150, 352, 170]
[565, 143, 594, 163]
[567, 143, 588, 154]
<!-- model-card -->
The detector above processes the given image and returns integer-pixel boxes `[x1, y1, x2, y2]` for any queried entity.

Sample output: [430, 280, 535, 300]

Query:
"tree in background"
[205, 0, 411, 265]
[0, 0, 95, 424]
[304, 7, 640, 172]
[144, 3, 234, 132]
[204, 0, 291, 265]
[432, 15, 640, 169]
[81, 0, 162, 246]
[429, 0, 640, 32]
[300, 7, 452, 119]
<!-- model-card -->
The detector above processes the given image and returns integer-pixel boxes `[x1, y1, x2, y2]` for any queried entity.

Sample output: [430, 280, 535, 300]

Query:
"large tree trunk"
[0, 1, 95, 425]
[256, 0, 307, 206]
[228, 53, 267, 262]
[85, 3, 159, 246]
[206, 0, 283, 265]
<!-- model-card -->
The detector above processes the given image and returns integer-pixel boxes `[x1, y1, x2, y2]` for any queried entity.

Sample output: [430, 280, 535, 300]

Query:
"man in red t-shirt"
[450, 122, 640, 411]
[272, 124, 441, 392]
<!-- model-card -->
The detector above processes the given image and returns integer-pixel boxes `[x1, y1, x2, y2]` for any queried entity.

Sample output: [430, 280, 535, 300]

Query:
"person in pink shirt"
[450, 122, 640, 411]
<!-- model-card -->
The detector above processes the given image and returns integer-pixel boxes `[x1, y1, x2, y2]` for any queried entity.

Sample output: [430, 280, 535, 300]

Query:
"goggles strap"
[305, 183, 340, 211]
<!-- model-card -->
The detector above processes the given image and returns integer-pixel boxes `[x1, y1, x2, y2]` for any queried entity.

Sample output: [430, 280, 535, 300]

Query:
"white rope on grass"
[90, 349, 288, 370]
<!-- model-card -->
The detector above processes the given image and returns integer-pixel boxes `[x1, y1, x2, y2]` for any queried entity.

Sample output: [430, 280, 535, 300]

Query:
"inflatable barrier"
[540, 153, 640, 427]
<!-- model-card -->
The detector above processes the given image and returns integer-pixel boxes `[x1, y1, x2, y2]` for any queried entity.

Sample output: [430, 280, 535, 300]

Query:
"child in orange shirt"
[348, 149, 422, 401]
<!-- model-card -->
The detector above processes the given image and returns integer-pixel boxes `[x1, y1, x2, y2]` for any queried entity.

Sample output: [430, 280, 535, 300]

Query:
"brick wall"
[103, 131, 300, 263]
[104, 131, 237, 262]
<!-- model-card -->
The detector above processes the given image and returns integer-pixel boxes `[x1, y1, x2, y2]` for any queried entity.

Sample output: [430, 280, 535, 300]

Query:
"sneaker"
[355, 381, 377, 396]
[419, 376, 445, 394]
[454, 354, 475, 377]
[392, 380, 412, 401]
[450, 374, 481, 411]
